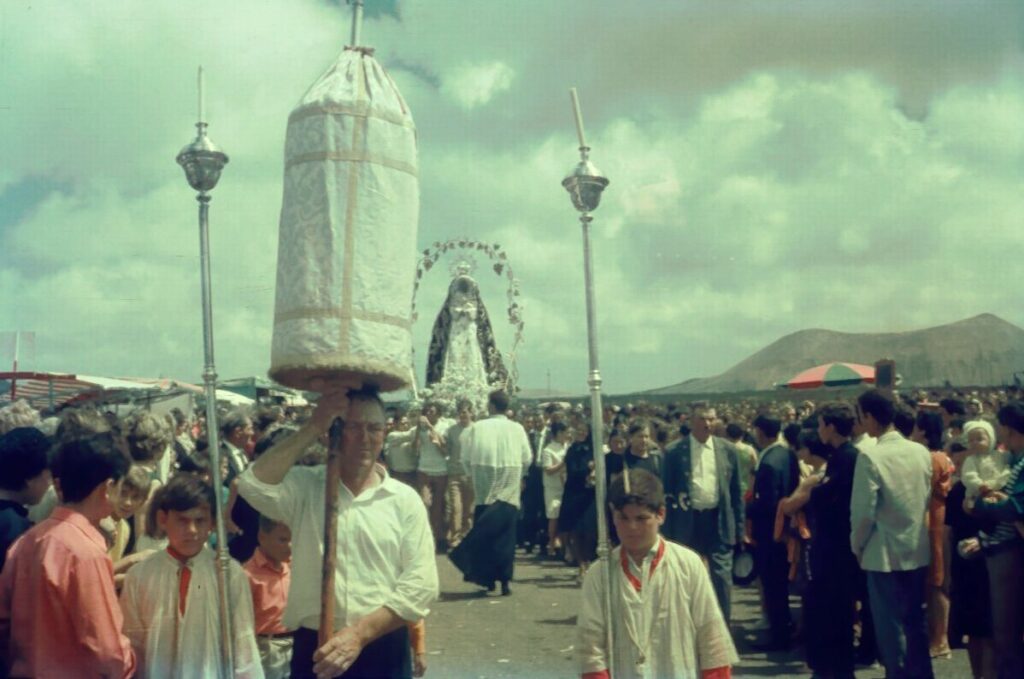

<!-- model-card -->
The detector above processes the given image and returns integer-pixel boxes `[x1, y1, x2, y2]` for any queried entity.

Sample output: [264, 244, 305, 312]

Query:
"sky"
[1, 0, 1023, 396]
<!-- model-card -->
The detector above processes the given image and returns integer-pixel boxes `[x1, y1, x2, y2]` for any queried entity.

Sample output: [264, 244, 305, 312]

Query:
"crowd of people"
[0, 383, 1022, 677]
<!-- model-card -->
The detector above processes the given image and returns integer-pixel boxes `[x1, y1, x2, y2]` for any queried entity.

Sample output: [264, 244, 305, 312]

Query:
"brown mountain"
[648, 313, 1024, 394]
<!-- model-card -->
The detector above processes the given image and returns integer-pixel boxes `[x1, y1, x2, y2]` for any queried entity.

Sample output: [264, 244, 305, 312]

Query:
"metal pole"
[197, 191, 235, 677]
[580, 212, 616, 675]
[349, 0, 364, 47]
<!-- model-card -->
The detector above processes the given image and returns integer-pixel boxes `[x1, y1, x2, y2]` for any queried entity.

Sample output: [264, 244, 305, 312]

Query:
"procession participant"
[577, 468, 737, 679]
[107, 465, 156, 589]
[779, 403, 861, 678]
[0, 427, 51, 570]
[851, 389, 934, 679]
[445, 400, 475, 548]
[238, 387, 437, 679]
[383, 411, 419, 488]
[969, 401, 1024, 679]
[541, 421, 571, 556]
[120, 473, 262, 678]
[0, 433, 136, 678]
[245, 516, 294, 679]
[414, 401, 451, 553]
[222, 411, 255, 483]
[450, 390, 532, 596]
[662, 405, 745, 623]
[749, 413, 799, 650]
[559, 423, 599, 583]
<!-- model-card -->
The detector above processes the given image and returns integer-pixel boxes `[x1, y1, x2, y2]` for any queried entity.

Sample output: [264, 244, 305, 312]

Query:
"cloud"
[1, 0, 1023, 396]
[441, 61, 515, 110]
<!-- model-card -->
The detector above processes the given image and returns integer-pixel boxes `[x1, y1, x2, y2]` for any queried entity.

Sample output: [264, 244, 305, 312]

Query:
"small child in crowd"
[120, 473, 263, 678]
[577, 468, 737, 679]
[244, 515, 293, 679]
[103, 465, 155, 588]
[961, 420, 1009, 501]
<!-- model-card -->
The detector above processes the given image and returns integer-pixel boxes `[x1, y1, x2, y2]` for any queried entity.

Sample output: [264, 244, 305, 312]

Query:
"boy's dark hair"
[146, 473, 216, 537]
[608, 468, 665, 512]
[0, 427, 51, 492]
[949, 417, 966, 432]
[997, 401, 1024, 436]
[816, 402, 856, 438]
[857, 389, 896, 428]
[52, 433, 130, 503]
[949, 442, 967, 454]
[914, 411, 944, 450]
[549, 421, 568, 438]
[753, 414, 782, 440]
[939, 398, 967, 416]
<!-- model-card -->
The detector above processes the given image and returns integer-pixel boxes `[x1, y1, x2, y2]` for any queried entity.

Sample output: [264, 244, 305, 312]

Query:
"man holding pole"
[238, 387, 438, 679]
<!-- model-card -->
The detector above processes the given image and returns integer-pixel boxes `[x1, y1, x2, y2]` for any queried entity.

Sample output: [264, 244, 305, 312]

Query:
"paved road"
[425, 550, 972, 678]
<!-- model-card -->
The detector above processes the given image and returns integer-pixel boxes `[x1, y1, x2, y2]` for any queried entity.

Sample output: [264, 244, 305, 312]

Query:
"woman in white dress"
[541, 422, 571, 556]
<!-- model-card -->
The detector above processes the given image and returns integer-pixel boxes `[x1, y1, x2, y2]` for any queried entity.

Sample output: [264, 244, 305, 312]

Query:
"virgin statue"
[425, 266, 508, 396]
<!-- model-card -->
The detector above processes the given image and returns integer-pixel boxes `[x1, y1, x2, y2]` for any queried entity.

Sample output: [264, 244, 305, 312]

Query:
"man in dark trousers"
[661, 404, 745, 621]
[749, 413, 799, 651]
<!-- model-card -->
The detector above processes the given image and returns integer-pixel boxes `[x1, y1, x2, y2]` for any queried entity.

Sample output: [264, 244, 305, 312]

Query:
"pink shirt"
[0, 506, 136, 678]
[243, 547, 291, 635]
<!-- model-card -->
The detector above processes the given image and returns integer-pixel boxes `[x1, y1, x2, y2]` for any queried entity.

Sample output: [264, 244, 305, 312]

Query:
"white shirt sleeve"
[229, 561, 265, 679]
[961, 455, 984, 495]
[576, 560, 609, 675]
[236, 466, 310, 525]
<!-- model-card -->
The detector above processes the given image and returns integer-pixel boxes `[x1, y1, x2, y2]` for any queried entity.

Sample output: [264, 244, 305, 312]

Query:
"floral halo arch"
[411, 237, 524, 400]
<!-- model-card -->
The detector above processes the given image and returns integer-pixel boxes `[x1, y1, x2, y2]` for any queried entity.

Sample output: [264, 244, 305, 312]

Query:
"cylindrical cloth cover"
[270, 48, 418, 393]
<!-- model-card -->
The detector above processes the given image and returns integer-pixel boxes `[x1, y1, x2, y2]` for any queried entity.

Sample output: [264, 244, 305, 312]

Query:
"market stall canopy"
[0, 372, 254, 410]
[783, 362, 875, 390]
[0, 372, 165, 409]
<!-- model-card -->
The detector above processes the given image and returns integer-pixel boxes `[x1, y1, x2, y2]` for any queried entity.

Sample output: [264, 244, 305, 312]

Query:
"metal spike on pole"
[562, 87, 616, 676]
[348, 0, 364, 47]
[175, 65, 234, 678]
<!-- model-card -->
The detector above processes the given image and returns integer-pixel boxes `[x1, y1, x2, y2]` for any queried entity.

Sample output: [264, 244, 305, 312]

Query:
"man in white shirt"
[449, 390, 531, 596]
[850, 389, 934, 679]
[237, 388, 438, 679]
[221, 411, 254, 483]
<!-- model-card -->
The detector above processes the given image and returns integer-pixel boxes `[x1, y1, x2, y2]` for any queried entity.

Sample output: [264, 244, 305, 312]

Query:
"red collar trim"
[620, 539, 666, 593]
[167, 545, 194, 565]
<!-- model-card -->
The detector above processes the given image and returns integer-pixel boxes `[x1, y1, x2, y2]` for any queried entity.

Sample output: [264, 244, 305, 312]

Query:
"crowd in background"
[2, 382, 1024, 677]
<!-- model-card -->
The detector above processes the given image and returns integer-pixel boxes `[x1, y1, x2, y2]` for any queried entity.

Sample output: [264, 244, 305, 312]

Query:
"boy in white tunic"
[577, 468, 737, 679]
[120, 474, 264, 678]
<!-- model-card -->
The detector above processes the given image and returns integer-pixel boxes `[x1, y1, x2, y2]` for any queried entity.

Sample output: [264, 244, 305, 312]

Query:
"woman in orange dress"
[913, 410, 954, 659]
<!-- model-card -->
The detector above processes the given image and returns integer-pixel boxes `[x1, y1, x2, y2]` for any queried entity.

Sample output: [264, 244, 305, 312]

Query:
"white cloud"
[441, 61, 515, 110]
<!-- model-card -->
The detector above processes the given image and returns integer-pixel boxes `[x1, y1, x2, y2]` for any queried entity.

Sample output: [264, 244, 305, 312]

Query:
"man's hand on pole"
[312, 626, 363, 678]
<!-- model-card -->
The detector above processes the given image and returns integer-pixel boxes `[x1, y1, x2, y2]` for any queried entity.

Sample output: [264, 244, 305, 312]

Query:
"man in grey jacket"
[850, 389, 934, 679]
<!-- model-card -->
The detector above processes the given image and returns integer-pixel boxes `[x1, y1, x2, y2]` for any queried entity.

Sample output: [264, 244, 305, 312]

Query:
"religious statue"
[425, 262, 507, 405]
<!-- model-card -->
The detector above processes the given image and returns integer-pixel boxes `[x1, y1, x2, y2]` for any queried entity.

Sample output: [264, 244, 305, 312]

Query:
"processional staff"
[562, 87, 618, 675]
[175, 65, 234, 676]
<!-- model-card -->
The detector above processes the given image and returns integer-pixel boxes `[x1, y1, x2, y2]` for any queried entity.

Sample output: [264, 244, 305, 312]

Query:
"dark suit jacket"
[662, 435, 745, 548]
[749, 442, 800, 542]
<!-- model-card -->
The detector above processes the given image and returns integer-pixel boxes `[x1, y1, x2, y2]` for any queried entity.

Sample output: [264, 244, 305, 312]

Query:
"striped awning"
[0, 372, 164, 410]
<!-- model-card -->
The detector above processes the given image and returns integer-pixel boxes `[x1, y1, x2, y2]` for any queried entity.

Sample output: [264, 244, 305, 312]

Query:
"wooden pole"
[319, 417, 345, 646]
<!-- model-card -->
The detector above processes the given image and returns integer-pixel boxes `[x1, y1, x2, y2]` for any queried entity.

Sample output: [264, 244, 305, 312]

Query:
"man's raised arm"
[251, 392, 349, 485]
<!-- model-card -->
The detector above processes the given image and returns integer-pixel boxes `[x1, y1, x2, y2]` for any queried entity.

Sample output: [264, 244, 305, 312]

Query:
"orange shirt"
[243, 547, 291, 634]
[0, 506, 136, 678]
